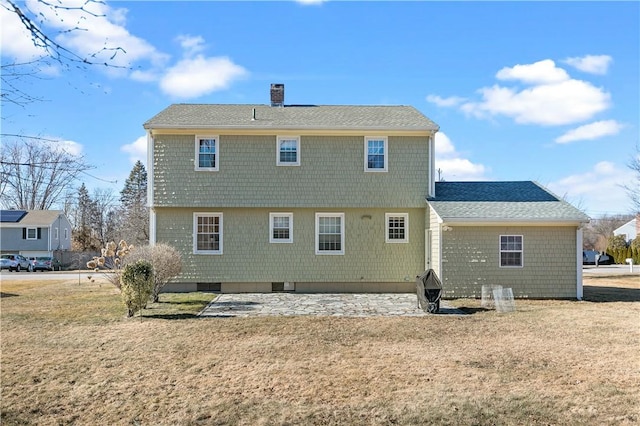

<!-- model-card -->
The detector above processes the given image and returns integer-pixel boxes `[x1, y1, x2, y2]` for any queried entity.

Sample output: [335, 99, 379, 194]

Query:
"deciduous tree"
[0, 138, 93, 210]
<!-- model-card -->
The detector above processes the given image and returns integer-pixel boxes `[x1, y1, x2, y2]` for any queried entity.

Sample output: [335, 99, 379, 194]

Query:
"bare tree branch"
[0, 138, 94, 210]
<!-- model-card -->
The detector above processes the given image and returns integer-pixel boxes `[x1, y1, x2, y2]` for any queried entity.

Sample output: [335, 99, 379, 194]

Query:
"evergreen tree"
[72, 183, 99, 251]
[119, 161, 149, 245]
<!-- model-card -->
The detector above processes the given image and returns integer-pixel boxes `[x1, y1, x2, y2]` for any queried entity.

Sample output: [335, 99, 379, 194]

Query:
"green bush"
[607, 235, 629, 264]
[120, 260, 154, 317]
[631, 239, 640, 265]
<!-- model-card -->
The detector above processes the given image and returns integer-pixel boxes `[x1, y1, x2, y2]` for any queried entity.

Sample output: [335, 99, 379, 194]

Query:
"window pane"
[199, 139, 216, 168]
[318, 216, 342, 252]
[367, 140, 385, 169]
[500, 235, 522, 266]
[279, 139, 298, 164]
[388, 216, 406, 240]
[196, 215, 220, 251]
[501, 252, 522, 266]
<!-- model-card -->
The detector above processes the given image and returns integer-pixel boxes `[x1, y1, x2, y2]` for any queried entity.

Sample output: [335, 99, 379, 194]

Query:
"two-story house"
[0, 210, 72, 258]
[144, 85, 589, 298]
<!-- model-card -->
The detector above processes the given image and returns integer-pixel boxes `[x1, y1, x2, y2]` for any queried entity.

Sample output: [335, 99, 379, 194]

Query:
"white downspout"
[576, 228, 583, 300]
[429, 133, 436, 198]
[147, 131, 156, 246]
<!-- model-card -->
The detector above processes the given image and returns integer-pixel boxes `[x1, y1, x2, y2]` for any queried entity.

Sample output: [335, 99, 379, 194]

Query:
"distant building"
[613, 216, 638, 244]
[0, 210, 72, 257]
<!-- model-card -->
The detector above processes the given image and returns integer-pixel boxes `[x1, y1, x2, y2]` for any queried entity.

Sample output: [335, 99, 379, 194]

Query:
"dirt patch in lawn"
[1, 276, 639, 425]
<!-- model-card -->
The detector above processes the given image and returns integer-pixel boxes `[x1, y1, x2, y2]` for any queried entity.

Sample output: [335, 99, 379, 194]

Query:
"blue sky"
[1, 1, 638, 217]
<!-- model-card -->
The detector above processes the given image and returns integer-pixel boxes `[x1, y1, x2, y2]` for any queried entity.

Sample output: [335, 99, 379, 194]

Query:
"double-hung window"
[270, 213, 293, 243]
[500, 235, 523, 267]
[365, 136, 388, 172]
[316, 213, 344, 255]
[195, 136, 219, 171]
[277, 136, 300, 166]
[385, 213, 409, 243]
[194, 213, 223, 254]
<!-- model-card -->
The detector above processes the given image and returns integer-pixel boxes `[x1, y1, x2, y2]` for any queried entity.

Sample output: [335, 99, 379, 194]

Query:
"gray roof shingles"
[144, 104, 439, 131]
[428, 181, 589, 223]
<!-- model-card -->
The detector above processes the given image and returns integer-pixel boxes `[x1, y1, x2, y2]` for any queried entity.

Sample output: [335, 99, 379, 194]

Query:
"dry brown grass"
[1, 276, 639, 425]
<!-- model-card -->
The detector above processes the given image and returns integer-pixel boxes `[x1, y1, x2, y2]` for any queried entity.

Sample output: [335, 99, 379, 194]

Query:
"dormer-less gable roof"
[143, 104, 439, 132]
[427, 181, 589, 224]
[0, 210, 66, 227]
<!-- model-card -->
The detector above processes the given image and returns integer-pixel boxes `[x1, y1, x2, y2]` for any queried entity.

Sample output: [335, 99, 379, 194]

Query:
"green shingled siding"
[440, 226, 578, 299]
[152, 135, 430, 208]
[155, 207, 425, 286]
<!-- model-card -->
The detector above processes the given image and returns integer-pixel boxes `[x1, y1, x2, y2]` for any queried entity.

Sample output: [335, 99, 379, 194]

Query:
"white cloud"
[564, 55, 612, 75]
[555, 120, 624, 144]
[1, 1, 247, 98]
[460, 78, 611, 126]
[121, 135, 147, 165]
[548, 161, 635, 215]
[434, 132, 488, 181]
[0, 3, 49, 61]
[495, 59, 570, 84]
[160, 55, 248, 99]
[22, 0, 168, 69]
[426, 95, 466, 108]
[431, 59, 612, 127]
[38, 137, 83, 157]
[176, 35, 206, 57]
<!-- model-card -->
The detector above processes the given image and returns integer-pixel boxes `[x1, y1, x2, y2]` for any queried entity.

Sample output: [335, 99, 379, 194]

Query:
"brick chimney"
[636, 213, 640, 237]
[270, 83, 284, 107]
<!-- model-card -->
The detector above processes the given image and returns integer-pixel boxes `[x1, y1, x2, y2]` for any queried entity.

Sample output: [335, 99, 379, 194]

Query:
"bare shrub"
[86, 240, 134, 289]
[124, 243, 182, 302]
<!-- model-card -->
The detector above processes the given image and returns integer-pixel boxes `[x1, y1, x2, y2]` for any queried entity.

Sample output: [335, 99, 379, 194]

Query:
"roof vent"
[270, 83, 284, 107]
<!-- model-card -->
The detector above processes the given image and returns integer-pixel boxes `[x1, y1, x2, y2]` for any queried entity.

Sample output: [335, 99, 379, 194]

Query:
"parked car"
[0, 254, 33, 272]
[583, 250, 614, 265]
[30, 256, 62, 272]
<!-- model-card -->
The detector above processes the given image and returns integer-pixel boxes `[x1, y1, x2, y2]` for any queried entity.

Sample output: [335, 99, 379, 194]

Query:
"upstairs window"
[277, 136, 300, 166]
[385, 213, 408, 243]
[195, 136, 219, 171]
[270, 213, 293, 243]
[194, 213, 223, 254]
[365, 137, 388, 172]
[500, 235, 523, 267]
[26, 227, 38, 240]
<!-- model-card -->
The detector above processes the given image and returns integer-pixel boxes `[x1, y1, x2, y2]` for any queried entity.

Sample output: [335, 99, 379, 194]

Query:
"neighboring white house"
[613, 217, 638, 244]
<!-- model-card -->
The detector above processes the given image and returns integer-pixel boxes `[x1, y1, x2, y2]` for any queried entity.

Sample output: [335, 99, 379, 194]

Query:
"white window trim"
[276, 136, 300, 166]
[54, 227, 59, 240]
[385, 213, 409, 243]
[193, 212, 223, 255]
[364, 136, 388, 172]
[269, 212, 293, 243]
[195, 135, 219, 171]
[499, 235, 524, 268]
[64, 228, 68, 240]
[26, 227, 37, 240]
[315, 212, 345, 255]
